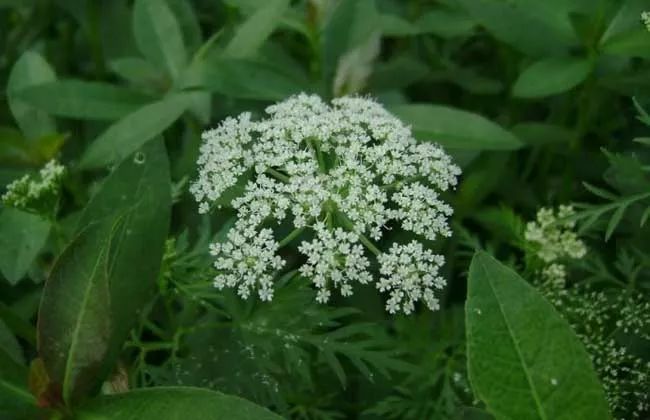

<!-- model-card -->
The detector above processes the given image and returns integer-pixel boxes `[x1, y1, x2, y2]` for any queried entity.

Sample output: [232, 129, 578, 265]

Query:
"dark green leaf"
[0, 320, 23, 365]
[133, 0, 187, 80]
[37, 223, 114, 404]
[389, 104, 522, 150]
[7, 51, 56, 140]
[75, 387, 283, 419]
[0, 209, 50, 285]
[182, 59, 308, 101]
[14, 80, 152, 120]
[38, 140, 170, 403]
[80, 94, 191, 169]
[513, 57, 592, 98]
[224, 0, 290, 59]
[466, 252, 610, 420]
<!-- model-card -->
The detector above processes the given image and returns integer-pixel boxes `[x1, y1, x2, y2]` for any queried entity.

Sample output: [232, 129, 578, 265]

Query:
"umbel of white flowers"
[191, 94, 461, 314]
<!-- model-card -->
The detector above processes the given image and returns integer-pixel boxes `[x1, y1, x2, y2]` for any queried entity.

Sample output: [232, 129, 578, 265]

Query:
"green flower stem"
[279, 226, 306, 248]
[336, 210, 381, 256]
[266, 167, 290, 183]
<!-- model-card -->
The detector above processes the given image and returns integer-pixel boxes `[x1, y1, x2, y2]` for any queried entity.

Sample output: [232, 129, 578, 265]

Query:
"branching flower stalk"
[191, 94, 460, 314]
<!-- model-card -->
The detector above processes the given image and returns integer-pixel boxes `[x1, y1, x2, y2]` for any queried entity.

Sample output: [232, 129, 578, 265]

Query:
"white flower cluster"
[191, 94, 460, 313]
[642, 11, 650, 32]
[524, 205, 586, 263]
[2, 160, 65, 213]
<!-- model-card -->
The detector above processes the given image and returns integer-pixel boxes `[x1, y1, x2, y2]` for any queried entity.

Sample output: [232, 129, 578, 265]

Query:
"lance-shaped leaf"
[80, 94, 190, 169]
[37, 222, 115, 404]
[38, 140, 171, 403]
[223, 0, 290, 58]
[13, 80, 152, 120]
[7, 51, 56, 140]
[133, 0, 187, 80]
[389, 104, 522, 150]
[466, 252, 610, 420]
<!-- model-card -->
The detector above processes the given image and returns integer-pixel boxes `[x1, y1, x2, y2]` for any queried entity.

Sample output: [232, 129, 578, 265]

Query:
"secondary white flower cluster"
[642, 11, 650, 32]
[524, 205, 586, 263]
[191, 94, 460, 313]
[2, 160, 65, 214]
[377, 242, 446, 314]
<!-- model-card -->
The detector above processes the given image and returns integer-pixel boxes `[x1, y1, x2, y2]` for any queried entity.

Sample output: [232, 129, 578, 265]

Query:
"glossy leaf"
[389, 104, 522, 150]
[133, 0, 187, 80]
[75, 387, 283, 419]
[80, 94, 190, 168]
[38, 140, 171, 403]
[224, 0, 290, 58]
[0, 208, 50, 285]
[466, 252, 610, 420]
[513, 57, 592, 98]
[7, 51, 56, 140]
[13, 80, 152, 120]
[37, 223, 114, 404]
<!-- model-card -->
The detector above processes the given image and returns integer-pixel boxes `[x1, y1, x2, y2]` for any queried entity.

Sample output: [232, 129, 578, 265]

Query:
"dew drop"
[133, 152, 146, 165]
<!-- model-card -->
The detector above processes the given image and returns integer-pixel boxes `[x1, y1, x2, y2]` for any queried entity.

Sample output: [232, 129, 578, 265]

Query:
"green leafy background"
[1, 0, 649, 419]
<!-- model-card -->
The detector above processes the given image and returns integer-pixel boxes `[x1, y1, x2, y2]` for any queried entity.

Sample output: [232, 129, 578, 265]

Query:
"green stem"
[266, 167, 290, 183]
[336, 211, 381, 256]
[278, 226, 306, 247]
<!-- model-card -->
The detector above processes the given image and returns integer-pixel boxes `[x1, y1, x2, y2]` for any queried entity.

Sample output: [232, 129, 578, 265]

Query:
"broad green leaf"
[182, 59, 308, 101]
[75, 387, 283, 419]
[601, 30, 650, 59]
[466, 252, 610, 420]
[108, 57, 164, 88]
[38, 140, 170, 403]
[223, 0, 290, 58]
[388, 104, 522, 150]
[458, 0, 578, 56]
[14, 80, 152, 120]
[600, 0, 647, 44]
[76, 139, 171, 389]
[80, 94, 190, 169]
[513, 57, 592, 98]
[164, 0, 202, 54]
[0, 209, 50, 285]
[37, 223, 114, 404]
[133, 0, 187, 80]
[7, 51, 56, 140]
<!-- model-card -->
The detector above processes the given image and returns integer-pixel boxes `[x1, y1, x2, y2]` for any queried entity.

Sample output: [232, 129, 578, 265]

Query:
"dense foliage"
[1, 1, 649, 419]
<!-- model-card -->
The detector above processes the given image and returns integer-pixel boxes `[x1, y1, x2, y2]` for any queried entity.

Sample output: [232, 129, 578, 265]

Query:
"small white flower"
[377, 241, 446, 315]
